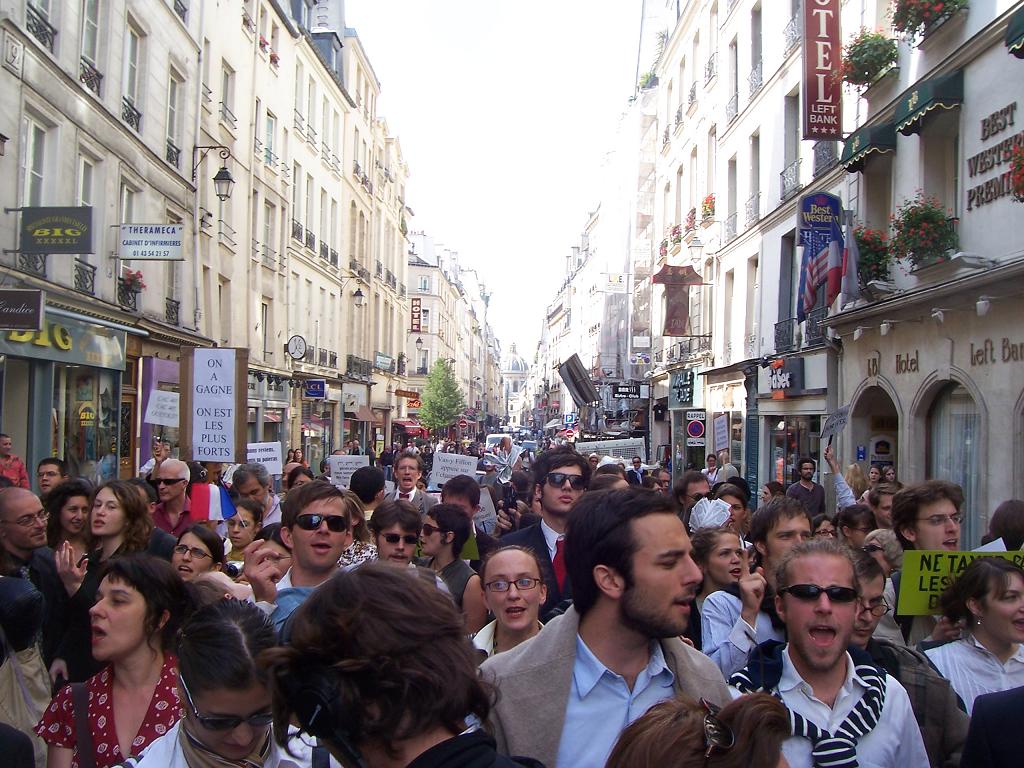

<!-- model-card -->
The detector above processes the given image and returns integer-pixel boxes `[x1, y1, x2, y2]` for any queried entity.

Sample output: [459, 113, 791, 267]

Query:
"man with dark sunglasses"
[729, 538, 928, 767]
[246, 480, 353, 632]
[498, 447, 590, 621]
[153, 458, 193, 536]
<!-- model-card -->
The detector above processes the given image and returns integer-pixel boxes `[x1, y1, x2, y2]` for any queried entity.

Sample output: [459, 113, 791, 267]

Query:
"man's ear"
[592, 564, 626, 601]
[280, 525, 294, 550]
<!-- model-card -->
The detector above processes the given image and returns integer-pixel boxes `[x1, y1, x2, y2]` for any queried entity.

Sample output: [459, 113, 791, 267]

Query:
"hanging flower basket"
[854, 227, 891, 283]
[659, 239, 669, 259]
[122, 269, 146, 292]
[891, 0, 968, 43]
[701, 194, 715, 222]
[670, 224, 683, 245]
[889, 193, 958, 268]
[839, 29, 898, 87]
[684, 207, 697, 232]
[1011, 145, 1024, 203]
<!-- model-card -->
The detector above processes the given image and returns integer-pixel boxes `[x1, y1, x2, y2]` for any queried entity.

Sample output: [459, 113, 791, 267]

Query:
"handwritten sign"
[430, 452, 479, 488]
[820, 405, 850, 443]
[191, 349, 236, 461]
[898, 549, 1024, 615]
[327, 455, 369, 488]
[143, 390, 180, 427]
[246, 442, 283, 476]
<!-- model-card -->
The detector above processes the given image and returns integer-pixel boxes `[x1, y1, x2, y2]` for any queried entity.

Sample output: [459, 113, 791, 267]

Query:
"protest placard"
[820, 405, 850, 443]
[430, 452, 478, 488]
[327, 455, 369, 488]
[246, 442, 283, 476]
[898, 549, 1024, 615]
[143, 390, 179, 427]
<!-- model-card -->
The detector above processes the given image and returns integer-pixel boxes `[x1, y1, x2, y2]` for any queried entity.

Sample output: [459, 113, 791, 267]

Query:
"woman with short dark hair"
[419, 503, 487, 633]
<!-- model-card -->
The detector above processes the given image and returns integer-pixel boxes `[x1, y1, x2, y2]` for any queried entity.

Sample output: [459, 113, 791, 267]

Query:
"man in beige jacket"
[481, 487, 730, 768]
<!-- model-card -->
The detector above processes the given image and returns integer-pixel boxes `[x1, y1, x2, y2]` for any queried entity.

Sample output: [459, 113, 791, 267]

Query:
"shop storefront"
[342, 382, 373, 450]
[140, 356, 180, 464]
[0, 310, 128, 486]
[246, 371, 291, 451]
[667, 367, 701, 477]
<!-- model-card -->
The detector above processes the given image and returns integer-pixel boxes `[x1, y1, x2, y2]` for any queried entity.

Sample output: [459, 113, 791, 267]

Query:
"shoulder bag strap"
[71, 682, 97, 768]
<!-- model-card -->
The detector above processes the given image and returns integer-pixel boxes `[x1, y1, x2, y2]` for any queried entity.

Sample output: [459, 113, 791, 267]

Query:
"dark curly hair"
[89, 480, 154, 554]
[45, 479, 93, 549]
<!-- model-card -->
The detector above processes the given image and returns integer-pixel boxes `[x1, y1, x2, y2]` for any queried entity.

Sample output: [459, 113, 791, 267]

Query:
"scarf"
[179, 719, 271, 768]
[729, 641, 887, 768]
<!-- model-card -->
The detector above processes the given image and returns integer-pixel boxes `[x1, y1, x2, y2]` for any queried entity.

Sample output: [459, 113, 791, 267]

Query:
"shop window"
[927, 382, 979, 544]
[769, 415, 822, 486]
[52, 365, 119, 483]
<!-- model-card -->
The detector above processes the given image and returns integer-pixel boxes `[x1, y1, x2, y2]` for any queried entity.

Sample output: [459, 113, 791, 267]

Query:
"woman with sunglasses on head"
[45, 479, 92, 562]
[473, 546, 547, 660]
[171, 524, 225, 582]
[36, 555, 191, 768]
[606, 693, 790, 768]
[417, 504, 488, 633]
[121, 599, 325, 767]
[337, 492, 377, 568]
[52, 480, 160, 683]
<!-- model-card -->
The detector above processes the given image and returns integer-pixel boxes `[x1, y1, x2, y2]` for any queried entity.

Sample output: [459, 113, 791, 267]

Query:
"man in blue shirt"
[481, 487, 730, 767]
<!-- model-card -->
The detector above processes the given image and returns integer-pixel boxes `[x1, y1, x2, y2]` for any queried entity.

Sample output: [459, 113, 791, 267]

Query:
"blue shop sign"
[304, 379, 327, 399]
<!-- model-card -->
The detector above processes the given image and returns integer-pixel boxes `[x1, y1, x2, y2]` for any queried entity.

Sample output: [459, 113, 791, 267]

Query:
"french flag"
[189, 483, 236, 522]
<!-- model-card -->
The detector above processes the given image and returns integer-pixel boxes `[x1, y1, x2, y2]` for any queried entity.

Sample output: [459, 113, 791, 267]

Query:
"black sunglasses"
[180, 675, 273, 731]
[700, 698, 735, 758]
[545, 472, 587, 490]
[778, 584, 859, 603]
[294, 513, 349, 533]
[861, 543, 884, 554]
[154, 478, 187, 486]
[383, 533, 419, 545]
[421, 523, 445, 537]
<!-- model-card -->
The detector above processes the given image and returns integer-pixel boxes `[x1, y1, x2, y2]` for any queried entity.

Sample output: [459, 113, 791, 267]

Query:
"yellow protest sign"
[897, 550, 1024, 615]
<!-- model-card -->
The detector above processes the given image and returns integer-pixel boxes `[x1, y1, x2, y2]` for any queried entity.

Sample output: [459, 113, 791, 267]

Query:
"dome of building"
[502, 343, 529, 374]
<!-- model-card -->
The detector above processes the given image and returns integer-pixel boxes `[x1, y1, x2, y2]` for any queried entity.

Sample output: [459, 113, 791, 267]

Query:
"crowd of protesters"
[1, 435, 1023, 767]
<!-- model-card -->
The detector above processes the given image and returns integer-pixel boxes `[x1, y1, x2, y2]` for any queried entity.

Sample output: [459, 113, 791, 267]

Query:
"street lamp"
[353, 288, 365, 307]
[415, 337, 424, 350]
[212, 165, 235, 202]
[192, 145, 236, 201]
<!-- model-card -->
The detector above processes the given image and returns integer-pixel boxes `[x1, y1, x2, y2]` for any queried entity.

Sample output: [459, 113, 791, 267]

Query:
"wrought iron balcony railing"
[220, 102, 237, 129]
[688, 83, 697, 108]
[122, 97, 142, 132]
[329, 248, 339, 267]
[319, 242, 329, 261]
[166, 139, 181, 168]
[305, 229, 316, 251]
[18, 253, 46, 277]
[74, 259, 95, 295]
[725, 212, 738, 243]
[165, 297, 180, 326]
[26, 4, 56, 52]
[784, 13, 801, 54]
[80, 58, 102, 96]
[813, 140, 839, 177]
[173, 0, 187, 22]
[704, 53, 718, 84]
[117, 279, 139, 311]
[745, 192, 760, 227]
[780, 159, 801, 200]
[291, 218, 303, 241]
[726, 93, 738, 123]
[748, 60, 763, 97]
[804, 306, 828, 347]
[775, 317, 797, 353]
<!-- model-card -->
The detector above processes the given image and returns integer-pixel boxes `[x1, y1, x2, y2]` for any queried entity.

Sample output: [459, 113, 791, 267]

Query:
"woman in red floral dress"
[36, 554, 191, 768]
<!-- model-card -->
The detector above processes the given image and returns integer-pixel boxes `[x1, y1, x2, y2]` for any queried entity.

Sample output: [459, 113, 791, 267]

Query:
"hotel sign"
[802, 0, 842, 140]
[410, 298, 422, 332]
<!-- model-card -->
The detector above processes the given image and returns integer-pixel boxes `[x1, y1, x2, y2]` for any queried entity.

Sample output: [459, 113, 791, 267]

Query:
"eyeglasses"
[173, 544, 212, 561]
[700, 698, 735, 759]
[813, 529, 836, 538]
[861, 543, 884, 555]
[155, 478, 187, 486]
[918, 512, 962, 527]
[180, 675, 274, 731]
[294, 513, 349, 533]
[0, 509, 48, 527]
[485, 577, 542, 593]
[382, 533, 420, 545]
[421, 523, 445, 537]
[545, 472, 587, 491]
[778, 584, 859, 603]
[858, 597, 891, 617]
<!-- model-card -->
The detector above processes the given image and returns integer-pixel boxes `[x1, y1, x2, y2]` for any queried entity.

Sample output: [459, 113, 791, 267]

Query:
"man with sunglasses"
[672, 470, 711, 528]
[246, 480, 353, 631]
[849, 552, 967, 767]
[153, 458, 193, 536]
[730, 538, 928, 768]
[498, 447, 590, 621]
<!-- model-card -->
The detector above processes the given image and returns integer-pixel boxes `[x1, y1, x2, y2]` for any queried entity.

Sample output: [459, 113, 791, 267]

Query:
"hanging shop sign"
[303, 379, 327, 399]
[410, 298, 422, 332]
[768, 358, 805, 398]
[374, 352, 394, 372]
[801, 0, 842, 141]
[0, 289, 44, 331]
[395, 389, 420, 399]
[19, 207, 93, 254]
[117, 224, 185, 260]
[612, 383, 642, 399]
[0, 314, 125, 369]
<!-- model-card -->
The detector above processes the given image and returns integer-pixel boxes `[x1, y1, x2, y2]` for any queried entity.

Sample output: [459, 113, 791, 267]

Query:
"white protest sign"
[246, 442, 283, 476]
[713, 414, 729, 453]
[143, 390, 179, 427]
[430, 452, 479, 488]
[191, 349, 236, 461]
[327, 455, 369, 488]
[820, 405, 851, 443]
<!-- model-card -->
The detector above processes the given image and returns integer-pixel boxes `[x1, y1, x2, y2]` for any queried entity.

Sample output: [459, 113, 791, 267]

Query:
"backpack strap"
[71, 683, 97, 768]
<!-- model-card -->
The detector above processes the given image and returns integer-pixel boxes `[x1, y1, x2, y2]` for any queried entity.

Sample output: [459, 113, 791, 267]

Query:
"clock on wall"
[286, 335, 307, 360]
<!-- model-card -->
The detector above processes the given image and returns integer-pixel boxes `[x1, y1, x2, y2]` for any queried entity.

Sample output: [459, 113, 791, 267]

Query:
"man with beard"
[729, 539, 928, 768]
[481, 488, 729, 768]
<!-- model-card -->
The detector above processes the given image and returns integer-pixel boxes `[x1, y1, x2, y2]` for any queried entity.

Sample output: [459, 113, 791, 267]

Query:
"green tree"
[418, 360, 466, 434]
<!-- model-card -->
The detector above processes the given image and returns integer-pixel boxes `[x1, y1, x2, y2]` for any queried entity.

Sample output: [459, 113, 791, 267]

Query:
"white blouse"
[924, 635, 1024, 714]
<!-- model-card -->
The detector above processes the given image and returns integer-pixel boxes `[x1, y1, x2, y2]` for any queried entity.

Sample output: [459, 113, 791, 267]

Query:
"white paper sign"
[713, 414, 730, 453]
[143, 390, 179, 427]
[430, 452, 479, 487]
[246, 442, 283, 476]
[327, 455, 369, 488]
[820, 405, 851, 443]
[191, 349, 236, 462]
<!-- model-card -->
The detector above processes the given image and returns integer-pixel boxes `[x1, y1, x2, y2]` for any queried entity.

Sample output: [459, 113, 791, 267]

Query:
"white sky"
[345, 0, 644, 361]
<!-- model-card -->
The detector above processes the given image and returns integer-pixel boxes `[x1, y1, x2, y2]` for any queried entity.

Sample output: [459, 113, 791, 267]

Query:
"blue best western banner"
[797, 193, 843, 322]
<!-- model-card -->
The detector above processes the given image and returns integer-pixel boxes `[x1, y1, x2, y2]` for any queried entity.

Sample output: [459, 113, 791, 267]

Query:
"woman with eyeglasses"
[810, 513, 836, 538]
[53, 480, 159, 683]
[45, 479, 93, 562]
[606, 692, 789, 768]
[925, 557, 1024, 714]
[418, 504, 488, 633]
[225, 498, 263, 565]
[36, 555, 190, 768]
[472, 546, 547, 660]
[121, 599, 324, 767]
[836, 503, 876, 548]
[171, 524, 225, 582]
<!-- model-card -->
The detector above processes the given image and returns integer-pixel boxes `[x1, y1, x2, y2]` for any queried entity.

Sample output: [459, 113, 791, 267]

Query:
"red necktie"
[400, 492, 411, 500]
[552, 537, 567, 592]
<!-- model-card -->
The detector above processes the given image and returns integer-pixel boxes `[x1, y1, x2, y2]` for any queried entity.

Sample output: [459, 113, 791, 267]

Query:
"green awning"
[841, 122, 897, 172]
[894, 70, 963, 135]
[1008, 5, 1024, 58]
